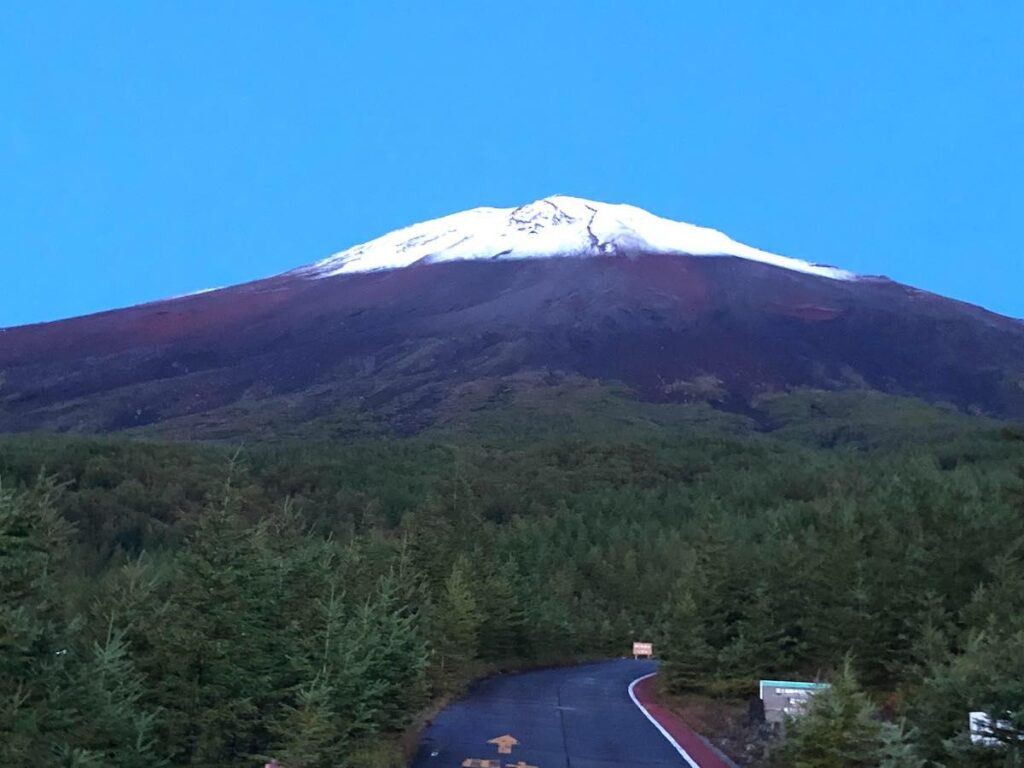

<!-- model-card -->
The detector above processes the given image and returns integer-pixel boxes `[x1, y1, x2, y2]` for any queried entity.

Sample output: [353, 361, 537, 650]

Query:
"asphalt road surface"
[411, 659, 705, 768]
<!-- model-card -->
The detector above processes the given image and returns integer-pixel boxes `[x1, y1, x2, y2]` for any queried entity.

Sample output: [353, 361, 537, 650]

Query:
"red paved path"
[632, 674, 734, 768]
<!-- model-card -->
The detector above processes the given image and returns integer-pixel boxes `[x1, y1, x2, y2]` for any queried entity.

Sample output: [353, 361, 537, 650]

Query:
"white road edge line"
[628, 672, 701, 768]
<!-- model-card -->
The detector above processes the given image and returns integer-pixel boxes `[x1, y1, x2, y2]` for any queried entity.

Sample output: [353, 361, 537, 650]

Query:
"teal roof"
[760, 680, 831, 690]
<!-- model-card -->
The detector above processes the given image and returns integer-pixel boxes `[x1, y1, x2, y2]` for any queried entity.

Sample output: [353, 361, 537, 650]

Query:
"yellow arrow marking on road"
[461, 760, 501, 768]
[488, 734, 520, 755]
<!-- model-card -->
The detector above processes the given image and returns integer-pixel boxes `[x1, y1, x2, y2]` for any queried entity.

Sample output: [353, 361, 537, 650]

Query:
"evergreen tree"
[661, 587, 715, 694]
[434, 557, 483, 688]
[270, 675, 341, 768]
[284, 585, 377, 756]
[478, 560, 528, 661]
[908, 630, 1024, 766]
[0, 479, 77, 765]
[152, 486, 278, 765]
[355, 572, 430, 731]
[68, 623, 166, 767]
[775, 657, 888, 768]
[878, 723, 926, 768]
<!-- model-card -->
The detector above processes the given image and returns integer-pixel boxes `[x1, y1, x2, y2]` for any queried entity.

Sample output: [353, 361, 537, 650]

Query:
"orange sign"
[633, 641, 653, 658]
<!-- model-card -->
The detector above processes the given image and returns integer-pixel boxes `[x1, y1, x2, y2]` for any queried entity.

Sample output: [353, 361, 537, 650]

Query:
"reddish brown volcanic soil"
[1, 253, 1023, 434]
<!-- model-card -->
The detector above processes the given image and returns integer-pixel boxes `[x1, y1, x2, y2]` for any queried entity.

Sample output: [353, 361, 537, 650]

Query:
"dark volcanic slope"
[2, 253, 1023, 434]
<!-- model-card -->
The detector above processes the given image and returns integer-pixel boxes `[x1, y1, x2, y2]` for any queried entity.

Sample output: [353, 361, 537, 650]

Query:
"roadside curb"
[629, 673, 737, 768]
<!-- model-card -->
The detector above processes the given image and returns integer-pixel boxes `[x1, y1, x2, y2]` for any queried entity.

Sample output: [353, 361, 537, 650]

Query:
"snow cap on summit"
[304, 196, 854, 281]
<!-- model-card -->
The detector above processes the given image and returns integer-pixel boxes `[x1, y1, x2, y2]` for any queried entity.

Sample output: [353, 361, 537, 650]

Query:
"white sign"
[760, 680, 831, 725]
[632, 642, 653, 658]
[970, 711, 1021, 747]
[971, 712, 1000, 747]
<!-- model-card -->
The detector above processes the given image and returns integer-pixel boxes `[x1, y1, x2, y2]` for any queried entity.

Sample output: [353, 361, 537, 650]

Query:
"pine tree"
[68, 623, 166, 768]
[878, 722, 925, 768]
[273, 583, 375, 760]
[478, 560, 528, 661]
[0, 479, 78, 766]
[270, 675, 341, 768]
[153, 483, 278, 765]
[661, 588, 715, 694]
[775, 657, 887, 768]
[909, 629, 1024, 766]
[89, 552, 172, 701]
[434, 557, 483, 688]
[355, 572, 430, 731]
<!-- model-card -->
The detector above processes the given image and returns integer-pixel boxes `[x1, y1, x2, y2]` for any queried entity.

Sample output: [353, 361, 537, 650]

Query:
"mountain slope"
[1, 197, 1022, 436]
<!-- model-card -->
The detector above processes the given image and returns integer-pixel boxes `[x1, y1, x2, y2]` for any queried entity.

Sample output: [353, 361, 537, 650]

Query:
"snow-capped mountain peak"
[302, 196, 855, 281]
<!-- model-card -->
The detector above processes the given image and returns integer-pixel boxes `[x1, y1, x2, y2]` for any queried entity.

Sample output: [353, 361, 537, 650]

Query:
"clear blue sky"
[2, 2, 1022, 326]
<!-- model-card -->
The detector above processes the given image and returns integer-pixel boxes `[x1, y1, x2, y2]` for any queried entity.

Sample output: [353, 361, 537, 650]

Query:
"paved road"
[411, 659, 695, 768]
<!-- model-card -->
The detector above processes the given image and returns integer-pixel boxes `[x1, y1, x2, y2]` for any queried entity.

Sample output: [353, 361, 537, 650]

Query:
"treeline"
[1, 409, 1023, 765]
[3, 477, 433, 766]
[657, 452, 1024, 765]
